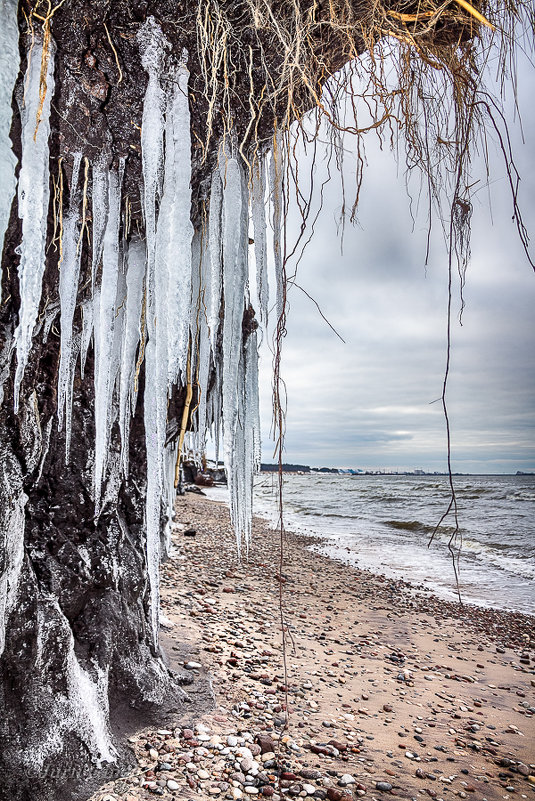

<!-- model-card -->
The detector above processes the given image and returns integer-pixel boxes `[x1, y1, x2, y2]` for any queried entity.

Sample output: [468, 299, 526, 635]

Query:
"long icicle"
[0, 0, 20, 303]
[13, 35, 55, 411]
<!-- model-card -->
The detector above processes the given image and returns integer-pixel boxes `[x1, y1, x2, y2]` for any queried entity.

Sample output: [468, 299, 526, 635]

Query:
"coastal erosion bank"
[91, 493, 535, 801]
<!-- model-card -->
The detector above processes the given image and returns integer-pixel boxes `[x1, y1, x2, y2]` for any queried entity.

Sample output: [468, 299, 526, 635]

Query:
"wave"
[384, 519, 440, 536]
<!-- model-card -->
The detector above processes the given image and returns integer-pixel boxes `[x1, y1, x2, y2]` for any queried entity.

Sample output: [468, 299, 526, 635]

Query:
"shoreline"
[90, 492, 535, 801]
[208, 481, 535, 622]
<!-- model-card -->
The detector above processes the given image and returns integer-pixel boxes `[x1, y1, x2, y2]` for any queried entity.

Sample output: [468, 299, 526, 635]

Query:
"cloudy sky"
[257, 48, 535, 474]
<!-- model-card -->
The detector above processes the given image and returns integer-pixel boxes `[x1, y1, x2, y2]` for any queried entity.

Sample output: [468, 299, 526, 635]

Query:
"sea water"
[207, 473, 535, 615]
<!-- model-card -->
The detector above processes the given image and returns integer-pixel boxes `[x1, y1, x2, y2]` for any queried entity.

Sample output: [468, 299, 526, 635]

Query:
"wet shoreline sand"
[91, 492, 535, 801]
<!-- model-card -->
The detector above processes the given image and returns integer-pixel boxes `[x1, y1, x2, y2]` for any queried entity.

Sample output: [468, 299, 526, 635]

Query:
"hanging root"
[77, 158, 89, 254]
[133, 288, 147, 394]
[30, 0, 67, 138]
[52, 159, 64, 260]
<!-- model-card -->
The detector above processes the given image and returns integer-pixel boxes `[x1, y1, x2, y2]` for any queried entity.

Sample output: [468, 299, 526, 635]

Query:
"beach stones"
[300, 770, 322, 781]
[326, 789, 345, 801]
[106, 493, 535, 801]
[256, 734, 276, 753]
[376, 782, 393, 792]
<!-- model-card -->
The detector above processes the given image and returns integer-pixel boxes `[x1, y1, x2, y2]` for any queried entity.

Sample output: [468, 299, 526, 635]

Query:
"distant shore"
[91, 493, 535, 801]
[259, 464, 534, 476]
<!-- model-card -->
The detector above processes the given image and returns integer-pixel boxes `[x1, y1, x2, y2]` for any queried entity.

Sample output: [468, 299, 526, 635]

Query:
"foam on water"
[249, 472, 535, 615]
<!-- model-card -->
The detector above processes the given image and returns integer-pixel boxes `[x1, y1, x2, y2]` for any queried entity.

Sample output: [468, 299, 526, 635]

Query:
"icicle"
[137, 17, 167, 294]
[143, 333, 161, 647]
[93, 163, 124, 513]
[162, 441, 178, 558]
[111, 253, 127, 402]
[251, 156, 269, 326]
[137, 23, 175, 646]
[190, 232, 211, 448]
[269, 136, 285, 324]
[159, 57, 194, 389]
[0, 0, 20, 302]
[207, 171, 223, 350]
[195, 313, 211, 446]
[13, 37, 55, 411]
[220, 149, 249, 554]
[91, 161, 109, 296]
[212, 360, 222, 467]
[245, 328, 261, 475]
[57, 154, 83, 461]
[79, 299, 93, 378]
[119, 238, 146, 475]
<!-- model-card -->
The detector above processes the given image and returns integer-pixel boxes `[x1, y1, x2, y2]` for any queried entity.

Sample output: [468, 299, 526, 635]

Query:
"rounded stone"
[376, 782, 393, 792]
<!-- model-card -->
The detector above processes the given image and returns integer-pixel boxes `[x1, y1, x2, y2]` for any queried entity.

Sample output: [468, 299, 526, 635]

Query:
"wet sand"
[91, 492, 535, 801]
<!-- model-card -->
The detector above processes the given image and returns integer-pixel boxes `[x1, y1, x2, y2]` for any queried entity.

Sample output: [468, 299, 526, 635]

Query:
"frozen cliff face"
[0, 17, 278, 771]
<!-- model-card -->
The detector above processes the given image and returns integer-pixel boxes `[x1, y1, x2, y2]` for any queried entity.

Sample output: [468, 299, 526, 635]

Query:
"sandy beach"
[90, 492, 535, 801]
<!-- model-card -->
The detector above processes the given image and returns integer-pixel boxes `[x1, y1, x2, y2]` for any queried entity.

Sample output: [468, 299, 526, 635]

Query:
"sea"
[207, 473, 535, 616]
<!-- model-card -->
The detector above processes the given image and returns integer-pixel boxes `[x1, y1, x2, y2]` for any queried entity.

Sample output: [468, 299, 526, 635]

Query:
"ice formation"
[219, 151, 252, 553]
[0, 0, 20, 303]
[6, 20, 272, 658]
[208, 170, 223, 349]
[163, 59, 194, 388]
[119, 238, 146, 475]
[0, 457, 26, 659]
[270, 137, 285, 323]
[93, 163, 124, 512]
[57, 154, 83, 459]
[30, 601, 116, 769]
[251, 156, 269, 325]
[13, 36, 55, 411]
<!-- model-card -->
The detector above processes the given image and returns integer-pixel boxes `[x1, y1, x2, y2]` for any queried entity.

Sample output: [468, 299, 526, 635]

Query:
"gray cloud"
[258, 58, 535, 474]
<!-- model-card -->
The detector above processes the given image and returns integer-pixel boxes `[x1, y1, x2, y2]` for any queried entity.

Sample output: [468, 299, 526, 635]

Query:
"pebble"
[256, 734, 276, 753]
[376, 782, 393, 792]
[301, 770, 322, 781]
[114, 495, 535, 801]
